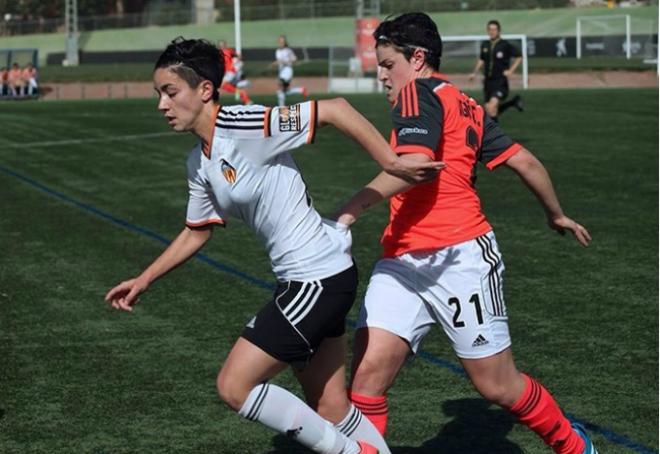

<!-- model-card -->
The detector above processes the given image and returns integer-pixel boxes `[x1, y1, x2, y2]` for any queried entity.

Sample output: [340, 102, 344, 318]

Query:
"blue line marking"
[1, 163, 656, 454]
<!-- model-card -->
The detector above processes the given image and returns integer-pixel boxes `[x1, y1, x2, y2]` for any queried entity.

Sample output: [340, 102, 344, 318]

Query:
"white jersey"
[185, 102, 352, 281]
[275, 47, 297, 80]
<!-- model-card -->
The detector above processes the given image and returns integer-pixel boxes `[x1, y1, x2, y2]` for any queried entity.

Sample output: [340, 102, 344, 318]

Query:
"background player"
[273, 34, 308, 106]
[105, 37, 442, 454]
[336, 13, 598, 454]
[218, 40, 252, 105]
[470, 20, 523, 121]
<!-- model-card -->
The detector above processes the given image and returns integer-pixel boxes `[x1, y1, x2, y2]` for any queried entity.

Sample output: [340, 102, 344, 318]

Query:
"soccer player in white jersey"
[273, 34, 308, 106]
[105, 37, 443, 454]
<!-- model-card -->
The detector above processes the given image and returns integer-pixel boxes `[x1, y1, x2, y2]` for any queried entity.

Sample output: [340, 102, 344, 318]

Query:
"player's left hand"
[387, 156, 445, 184]
[548, 215, 591, 247]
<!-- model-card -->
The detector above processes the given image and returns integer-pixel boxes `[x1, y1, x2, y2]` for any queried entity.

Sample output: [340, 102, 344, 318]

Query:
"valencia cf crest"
[220, 159, 237, 184]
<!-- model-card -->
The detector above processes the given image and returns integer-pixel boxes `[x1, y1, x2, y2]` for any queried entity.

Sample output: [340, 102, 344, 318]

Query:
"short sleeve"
[390, 80, 443, 159]
[185, 158, 225, 228]
[479, 114, 521, 170]
[508, 41, 521, 58]
[237, 101, 317, 165]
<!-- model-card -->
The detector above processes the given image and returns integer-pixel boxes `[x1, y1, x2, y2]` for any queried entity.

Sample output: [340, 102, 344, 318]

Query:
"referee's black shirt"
[479, 39, 521, 80]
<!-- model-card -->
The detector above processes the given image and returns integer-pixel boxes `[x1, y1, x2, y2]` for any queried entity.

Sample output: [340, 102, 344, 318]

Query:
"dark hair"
[487, 20, 501, 31]
[373, 12, 442, 70]
[154, 37, 224, 102]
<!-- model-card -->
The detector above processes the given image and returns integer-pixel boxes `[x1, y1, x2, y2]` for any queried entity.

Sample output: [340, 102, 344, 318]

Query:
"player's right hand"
[104, 277, 148, 312]
[387, 155, 445, 184]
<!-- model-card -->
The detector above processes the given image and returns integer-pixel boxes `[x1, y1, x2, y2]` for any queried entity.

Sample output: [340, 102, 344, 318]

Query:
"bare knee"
[352, 351, 402, 396]
[216, 368, 251, 412]
[485, 102, 498, 118]
[470, 373, 525, 408]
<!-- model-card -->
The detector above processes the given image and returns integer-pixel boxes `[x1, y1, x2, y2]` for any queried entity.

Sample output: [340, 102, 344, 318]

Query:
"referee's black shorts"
[241, 263, 358, 369]
[484, 76, 509, 102]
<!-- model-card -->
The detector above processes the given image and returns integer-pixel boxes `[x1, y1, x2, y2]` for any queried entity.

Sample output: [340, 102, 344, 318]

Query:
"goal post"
[576, 14, 631, 59]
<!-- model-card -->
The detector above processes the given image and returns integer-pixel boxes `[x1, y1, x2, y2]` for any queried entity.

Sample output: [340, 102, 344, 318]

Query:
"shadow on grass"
[391, 398, 523, 454]
[264, 398, 522, 454]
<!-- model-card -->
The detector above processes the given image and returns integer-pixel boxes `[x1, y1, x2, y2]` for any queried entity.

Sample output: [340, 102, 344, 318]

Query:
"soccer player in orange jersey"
[7, 62, 24, 97]
[21, 62, 38, 97]
[218, 40, 252, 105]
[335, 13, 597, 454]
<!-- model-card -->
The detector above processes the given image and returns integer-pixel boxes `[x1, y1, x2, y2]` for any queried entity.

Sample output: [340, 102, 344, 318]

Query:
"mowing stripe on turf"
[0, 162, 656, 454]
[4, 131, 176, 148]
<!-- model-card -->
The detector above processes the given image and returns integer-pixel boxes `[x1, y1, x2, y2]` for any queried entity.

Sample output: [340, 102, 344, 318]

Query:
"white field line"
[7, 132, 177, 148]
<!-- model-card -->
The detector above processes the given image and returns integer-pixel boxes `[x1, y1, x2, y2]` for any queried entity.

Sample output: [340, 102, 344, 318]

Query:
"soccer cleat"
[572, 422, 598, 454]
[513, 94, 524, 112]
[357, 440, 379, 453]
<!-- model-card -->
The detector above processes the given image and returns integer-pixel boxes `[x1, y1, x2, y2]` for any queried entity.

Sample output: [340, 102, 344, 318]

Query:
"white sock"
[287, 87, 304, 95]
[277, 90, 286, 106]
[238, 383, 360, 454]
[335, 403, 390, 453]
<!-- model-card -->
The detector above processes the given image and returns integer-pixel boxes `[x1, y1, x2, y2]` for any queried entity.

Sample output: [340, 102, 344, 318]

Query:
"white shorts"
[356, 231, 511, 359]
[279, 66, 293, 83]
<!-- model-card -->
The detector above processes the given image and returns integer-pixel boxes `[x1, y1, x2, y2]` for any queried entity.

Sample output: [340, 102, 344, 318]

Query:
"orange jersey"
[221, 48, 236, 73]
[8, 68, 22, 81]
[382, 74, 521, 258]
[21, 67, 36, 79]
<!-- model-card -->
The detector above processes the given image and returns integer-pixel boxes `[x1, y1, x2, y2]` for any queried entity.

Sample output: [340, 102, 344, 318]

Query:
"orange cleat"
[357, 440, 379, 453]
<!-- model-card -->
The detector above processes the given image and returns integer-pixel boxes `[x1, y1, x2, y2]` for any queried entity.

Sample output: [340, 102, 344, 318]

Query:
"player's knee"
[486, 103, 498, 118]
[216, 369, 249, 411]
[471, 377, 515, 406]
[352, 353, 398, 395]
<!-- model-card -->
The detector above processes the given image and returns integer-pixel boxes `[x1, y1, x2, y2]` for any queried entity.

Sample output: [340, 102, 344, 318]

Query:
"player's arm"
[470, 59, 484, 80]
[334, 153, 430, 226]
[104, 226, 213, 312]
[503, 147, 591, 247]
[317, 97, 444, 184]
[504, 56, 522, 77]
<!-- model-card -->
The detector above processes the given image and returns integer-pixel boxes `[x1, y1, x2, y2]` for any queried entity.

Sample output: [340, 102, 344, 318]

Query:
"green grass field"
[0, 88, 657, 453]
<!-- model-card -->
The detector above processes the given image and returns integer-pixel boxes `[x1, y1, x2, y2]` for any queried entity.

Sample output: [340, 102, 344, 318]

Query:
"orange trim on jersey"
[306, 100, 317, 144]
[202, 104, 221, 159]
[186, 218, 225, 228]
[486, 143, 522, 170]
[263, 107, 272, 137]
[394, 144, 435, 159]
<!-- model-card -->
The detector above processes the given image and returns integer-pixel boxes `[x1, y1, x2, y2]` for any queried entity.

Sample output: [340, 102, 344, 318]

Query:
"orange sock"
[349, 390, 388, 436]
[508, 374, 585, 454]
[239, 90, 251, 105]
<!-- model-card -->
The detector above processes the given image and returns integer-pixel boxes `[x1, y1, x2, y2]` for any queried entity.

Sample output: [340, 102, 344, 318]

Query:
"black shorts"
[279, 78, 290, 91]
[241, 263, 358, 369]
[484, 77, 509, 101]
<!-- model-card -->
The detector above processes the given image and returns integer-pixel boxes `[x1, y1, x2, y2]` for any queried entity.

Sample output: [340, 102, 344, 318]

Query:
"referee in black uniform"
[470, 20, 523, 121]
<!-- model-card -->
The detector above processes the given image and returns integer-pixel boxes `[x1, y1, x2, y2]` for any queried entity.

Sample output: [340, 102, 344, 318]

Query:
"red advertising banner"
[355, 17, 380, 73]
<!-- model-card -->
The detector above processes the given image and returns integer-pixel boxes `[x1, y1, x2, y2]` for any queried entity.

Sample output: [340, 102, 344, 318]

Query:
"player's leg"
[277, 78, 288, 106]
[434, 231, 594, 454]
[349, 258, 435, 435]
[500, 94, 523, 113]
[295, 335, 391, 453]
[218, 278, 366, 454]
[485, 96, 500, 119]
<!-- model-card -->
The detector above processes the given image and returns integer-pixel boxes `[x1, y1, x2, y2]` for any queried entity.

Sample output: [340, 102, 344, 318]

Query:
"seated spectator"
[22, 62, 38, 97]
[0, 67, 8, 96]
[8, 63, 24, 97]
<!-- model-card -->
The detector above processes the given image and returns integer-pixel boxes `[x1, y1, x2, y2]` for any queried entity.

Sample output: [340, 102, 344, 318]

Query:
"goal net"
[327, 34, 528, 94]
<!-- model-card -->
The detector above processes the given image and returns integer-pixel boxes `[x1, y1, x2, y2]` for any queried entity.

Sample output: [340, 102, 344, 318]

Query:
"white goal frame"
[576, 14, 631, 59]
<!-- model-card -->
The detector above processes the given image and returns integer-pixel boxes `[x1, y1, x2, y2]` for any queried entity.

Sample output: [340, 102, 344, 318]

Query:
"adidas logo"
[286, 426, 303, 439]
[472, 334, 489, 347]
[246, 316, 256, 329]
